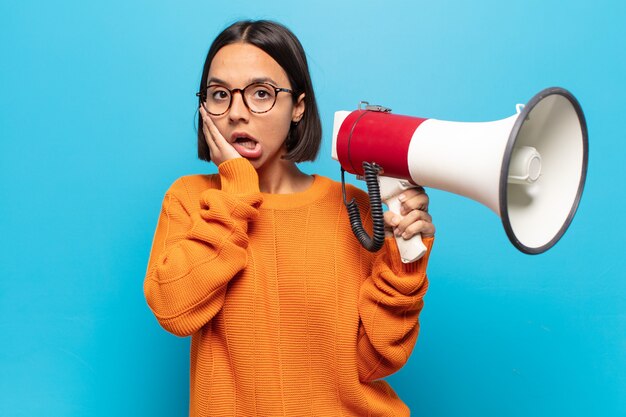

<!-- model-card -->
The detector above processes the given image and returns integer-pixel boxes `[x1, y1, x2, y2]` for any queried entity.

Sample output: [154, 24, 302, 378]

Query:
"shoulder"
[165, 173, 220, 204]
[316, 175, 370, 209]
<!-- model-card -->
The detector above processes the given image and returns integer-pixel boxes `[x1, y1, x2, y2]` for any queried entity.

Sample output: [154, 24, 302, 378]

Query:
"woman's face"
[206, 42, 305, 171]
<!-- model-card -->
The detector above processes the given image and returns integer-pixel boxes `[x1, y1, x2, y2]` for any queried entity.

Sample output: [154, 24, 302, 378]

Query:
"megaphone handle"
[385, 196, 428, 263]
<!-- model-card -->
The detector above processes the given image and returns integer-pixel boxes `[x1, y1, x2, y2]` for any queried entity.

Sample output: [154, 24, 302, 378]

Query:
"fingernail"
[392, 216, 401, 225]
[398, 194, 406, 202]
[394, 228, 402, 237]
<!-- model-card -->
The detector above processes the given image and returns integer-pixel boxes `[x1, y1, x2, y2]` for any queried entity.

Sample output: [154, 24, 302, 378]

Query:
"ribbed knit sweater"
[144, 158, 434, 417]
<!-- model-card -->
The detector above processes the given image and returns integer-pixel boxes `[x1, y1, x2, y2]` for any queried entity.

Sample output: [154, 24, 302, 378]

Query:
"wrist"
[218, 158, 260, 194]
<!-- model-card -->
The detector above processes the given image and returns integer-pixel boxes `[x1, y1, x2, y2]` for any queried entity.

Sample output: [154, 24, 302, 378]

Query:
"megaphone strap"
[345, 110, 370, 175]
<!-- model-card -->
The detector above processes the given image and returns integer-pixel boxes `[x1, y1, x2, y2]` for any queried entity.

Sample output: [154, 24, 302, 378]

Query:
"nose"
[228, 90, 250, 122]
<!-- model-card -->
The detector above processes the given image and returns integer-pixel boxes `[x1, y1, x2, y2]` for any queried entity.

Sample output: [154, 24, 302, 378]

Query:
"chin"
[244, 157, 264, 170]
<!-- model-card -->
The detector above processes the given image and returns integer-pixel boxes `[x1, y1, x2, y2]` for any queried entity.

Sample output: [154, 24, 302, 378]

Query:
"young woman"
[144, 20, 435, 417]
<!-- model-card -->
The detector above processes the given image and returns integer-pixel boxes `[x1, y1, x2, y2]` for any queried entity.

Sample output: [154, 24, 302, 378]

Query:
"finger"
[394, 210, 433, 237]
[401, 219, 436, 239]
[200, 106, 237, 165]
[199, 106, 219, 157]
[384, 211, 402, 228]
[383, 211, 400, 237]
[199, 106, 221, 147]
[199, 106, 242, 164]
[400, 191, 429, 215]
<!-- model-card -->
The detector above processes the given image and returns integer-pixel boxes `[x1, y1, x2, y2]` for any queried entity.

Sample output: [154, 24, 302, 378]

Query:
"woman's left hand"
[383, 187, 435, 239]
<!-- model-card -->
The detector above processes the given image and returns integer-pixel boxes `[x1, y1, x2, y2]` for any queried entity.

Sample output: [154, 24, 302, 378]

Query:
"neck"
[256, 158, 313, 194]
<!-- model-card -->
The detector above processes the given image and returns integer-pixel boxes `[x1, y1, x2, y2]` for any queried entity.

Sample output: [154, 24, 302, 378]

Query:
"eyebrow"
[207, 76, 280, 86]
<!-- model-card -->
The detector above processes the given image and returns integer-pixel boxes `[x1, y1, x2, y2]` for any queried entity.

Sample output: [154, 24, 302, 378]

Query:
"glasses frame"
[196, 82, 294, 116]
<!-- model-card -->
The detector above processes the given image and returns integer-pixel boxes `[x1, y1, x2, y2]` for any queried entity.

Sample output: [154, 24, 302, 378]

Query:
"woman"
[144, 20, 435, 417]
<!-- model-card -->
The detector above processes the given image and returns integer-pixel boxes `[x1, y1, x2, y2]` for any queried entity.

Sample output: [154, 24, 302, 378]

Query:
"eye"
[248, 84, 274, 101]
[212, 91, 229, 100]
[207, 86, 230, 101]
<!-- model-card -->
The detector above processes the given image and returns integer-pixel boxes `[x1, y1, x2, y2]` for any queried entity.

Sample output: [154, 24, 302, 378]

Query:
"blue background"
[1, 0, 624, 416]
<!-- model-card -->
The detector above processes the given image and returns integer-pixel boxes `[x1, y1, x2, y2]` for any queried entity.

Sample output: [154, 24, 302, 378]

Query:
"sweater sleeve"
[356, 235, 434, 382]
[143, 158, 263, 337]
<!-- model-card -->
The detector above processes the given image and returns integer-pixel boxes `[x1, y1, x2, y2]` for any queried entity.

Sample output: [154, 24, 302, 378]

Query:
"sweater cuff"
[218, 158, 260, 195]
[384, 236, 435, 275]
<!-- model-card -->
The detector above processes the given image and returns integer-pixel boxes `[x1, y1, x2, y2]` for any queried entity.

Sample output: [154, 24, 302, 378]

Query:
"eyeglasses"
[196, 82, 294, 116]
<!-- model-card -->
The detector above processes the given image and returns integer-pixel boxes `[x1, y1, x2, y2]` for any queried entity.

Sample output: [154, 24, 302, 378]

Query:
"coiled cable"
[341, 162, 386, 252]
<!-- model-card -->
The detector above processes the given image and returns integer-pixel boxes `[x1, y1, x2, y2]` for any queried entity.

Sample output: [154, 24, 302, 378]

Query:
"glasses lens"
[244, 83, 276, 113]
[205, 86, 231, 115]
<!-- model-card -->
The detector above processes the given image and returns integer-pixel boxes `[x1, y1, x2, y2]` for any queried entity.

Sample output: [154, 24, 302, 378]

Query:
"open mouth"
[231, 134, 262, 159]
[234, 136, 258, 149]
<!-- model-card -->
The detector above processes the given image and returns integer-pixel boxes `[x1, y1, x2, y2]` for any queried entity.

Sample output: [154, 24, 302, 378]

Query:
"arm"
[356, 236, 434, 382]
[143, 158, 262, 337]
[356, 187, 435, 381]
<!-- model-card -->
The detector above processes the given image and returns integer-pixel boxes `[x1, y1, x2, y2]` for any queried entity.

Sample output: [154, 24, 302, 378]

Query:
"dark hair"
[197, 20, 322, 163]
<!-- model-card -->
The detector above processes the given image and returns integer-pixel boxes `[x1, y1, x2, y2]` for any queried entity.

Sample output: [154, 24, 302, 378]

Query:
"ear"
[292, 93, 305, 123]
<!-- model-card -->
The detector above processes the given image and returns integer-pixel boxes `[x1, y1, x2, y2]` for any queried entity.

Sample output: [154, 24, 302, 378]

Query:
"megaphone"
[332, 87, 588, 263]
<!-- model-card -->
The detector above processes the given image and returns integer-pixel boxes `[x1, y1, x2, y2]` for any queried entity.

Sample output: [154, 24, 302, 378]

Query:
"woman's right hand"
[199, 105, 241, 166]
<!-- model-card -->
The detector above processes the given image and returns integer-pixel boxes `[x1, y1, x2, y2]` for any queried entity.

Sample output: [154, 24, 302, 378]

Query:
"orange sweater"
[144, 158, 434, 417]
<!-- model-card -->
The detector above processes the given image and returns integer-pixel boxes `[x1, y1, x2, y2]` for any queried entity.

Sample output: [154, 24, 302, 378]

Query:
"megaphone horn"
[332, 87, 588, 262]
